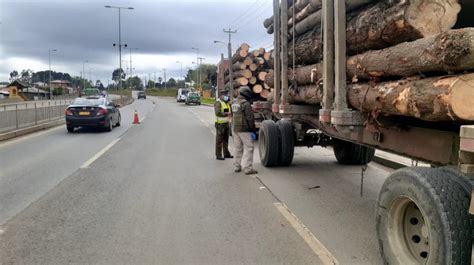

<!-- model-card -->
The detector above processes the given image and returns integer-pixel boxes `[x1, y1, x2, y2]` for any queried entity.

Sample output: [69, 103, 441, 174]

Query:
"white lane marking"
[80, 138, 121, 169]
[0, 228, 4, 235]
[274, 202, 339, 265]
[189, 109, 216, 136]
[259, 186, 267, 190]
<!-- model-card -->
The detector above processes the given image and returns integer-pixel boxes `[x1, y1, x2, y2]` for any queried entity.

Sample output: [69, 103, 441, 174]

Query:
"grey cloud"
[0, 0, 273, 81]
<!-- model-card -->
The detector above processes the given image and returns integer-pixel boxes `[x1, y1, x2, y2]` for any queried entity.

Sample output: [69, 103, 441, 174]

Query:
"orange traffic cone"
[133, 110, 140, 124]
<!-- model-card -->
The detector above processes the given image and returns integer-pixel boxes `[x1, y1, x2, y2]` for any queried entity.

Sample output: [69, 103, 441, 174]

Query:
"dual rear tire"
[259, 120, 374, 167]
[259, 120, 295, 167]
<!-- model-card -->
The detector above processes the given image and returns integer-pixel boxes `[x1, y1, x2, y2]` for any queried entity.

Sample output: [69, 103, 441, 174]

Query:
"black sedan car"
[65, 97, 121, 132]
[137, 91, 146, 99]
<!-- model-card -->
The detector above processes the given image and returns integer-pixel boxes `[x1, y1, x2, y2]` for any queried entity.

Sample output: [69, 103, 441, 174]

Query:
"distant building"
[0, 88, 9, 100]
[34, 82, 47, 88]
[50, 80, 71, 89]
[217, 54, 230, 97]
[6, 80, 48, 100]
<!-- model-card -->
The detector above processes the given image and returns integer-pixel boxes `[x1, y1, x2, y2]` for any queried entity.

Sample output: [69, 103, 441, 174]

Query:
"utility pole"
[192, 47, 199, 89]
[223, 28, 237, 100]
[163, 68, 167, 89]
[128, 47, 138, 78]
[105, 5, 134, 96]
[197, 57, 205, 90]
[48, 49, 57, 99]
[82, 60, 88, 91]
[89, 67, 93, 86]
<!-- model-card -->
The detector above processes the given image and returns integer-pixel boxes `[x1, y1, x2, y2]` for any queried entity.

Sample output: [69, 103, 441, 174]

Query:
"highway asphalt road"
[0, 95, 155, 225]
[0, 96, 402, 264]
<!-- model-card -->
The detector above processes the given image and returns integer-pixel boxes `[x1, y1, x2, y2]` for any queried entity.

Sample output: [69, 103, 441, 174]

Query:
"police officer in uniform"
[232, 86, 258, 175]
[214, 92, 233, 160]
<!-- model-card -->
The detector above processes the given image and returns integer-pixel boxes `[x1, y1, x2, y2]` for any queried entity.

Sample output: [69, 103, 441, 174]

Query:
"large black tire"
[105, 118, 113, 132]
[333, 139, 375, 165]
[259, 120, 280, 167]
[376, 167, 473, 265]
[116, 114, 121, 127]
[276, 120, 295, 167]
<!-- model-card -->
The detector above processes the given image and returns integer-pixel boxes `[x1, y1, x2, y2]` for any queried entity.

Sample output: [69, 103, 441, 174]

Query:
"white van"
[176, 88, 190, 102]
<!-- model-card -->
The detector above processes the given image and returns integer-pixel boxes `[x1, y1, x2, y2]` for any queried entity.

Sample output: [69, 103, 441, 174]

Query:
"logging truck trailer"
[253, 0, 474, 264]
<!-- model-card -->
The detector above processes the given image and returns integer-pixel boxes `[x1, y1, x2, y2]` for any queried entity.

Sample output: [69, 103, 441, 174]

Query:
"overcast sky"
[0, 0, 273, 84]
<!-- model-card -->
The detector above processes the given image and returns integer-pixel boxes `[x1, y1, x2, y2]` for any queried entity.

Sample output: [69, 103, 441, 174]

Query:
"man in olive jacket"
[232, 86, 258, 175]
[214, 92, 233, 160]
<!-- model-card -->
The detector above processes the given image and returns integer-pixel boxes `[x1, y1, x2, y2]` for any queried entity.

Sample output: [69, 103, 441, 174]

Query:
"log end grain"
[261, 89, 271, 99]
[240, 43, 251, 52]
[244, 57, 254, 66]
[249, 63, 258, 72]
[440, 73, 474, 121]
[249, 76, 257, 85]
[242, 69, 253, 79]
[253, 84, 263, 94]
[407, 0, 461, 37]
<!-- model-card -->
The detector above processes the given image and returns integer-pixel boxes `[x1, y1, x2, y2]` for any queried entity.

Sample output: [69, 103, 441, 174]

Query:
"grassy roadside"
[201, 97, 216, 105]
[145, 88, 178, 97]
[109, 89, 132, 97]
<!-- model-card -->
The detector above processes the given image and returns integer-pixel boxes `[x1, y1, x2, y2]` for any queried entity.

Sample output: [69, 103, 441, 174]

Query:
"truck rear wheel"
[333, 139, 375, 165]
[376, 167, 473, 265]
[259, 120, 280, 167]
[277, 120, 294, 167]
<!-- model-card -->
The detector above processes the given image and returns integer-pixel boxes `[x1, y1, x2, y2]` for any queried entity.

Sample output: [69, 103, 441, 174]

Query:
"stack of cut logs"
[224, 43, 274, 100]
[260, 0, 474, 122]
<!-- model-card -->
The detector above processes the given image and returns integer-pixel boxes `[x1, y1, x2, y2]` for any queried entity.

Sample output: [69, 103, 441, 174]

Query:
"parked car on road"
[185, 92, 201, 105]
[137, 91, 146, 99]
[65, 96, 121, 133]
[176, 88, 189, 102]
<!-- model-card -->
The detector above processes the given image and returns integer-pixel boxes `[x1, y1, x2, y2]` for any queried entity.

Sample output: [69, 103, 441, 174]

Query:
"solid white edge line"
[274, 202, 339, 265]
[80, 138, 121, 169]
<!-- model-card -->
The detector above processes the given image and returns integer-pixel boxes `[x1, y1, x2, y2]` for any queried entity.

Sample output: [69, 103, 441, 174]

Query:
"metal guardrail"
[0, 100, 73, 133]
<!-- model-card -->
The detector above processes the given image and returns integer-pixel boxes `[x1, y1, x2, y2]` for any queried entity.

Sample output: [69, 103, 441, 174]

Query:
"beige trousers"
[233, 132, 254, 171]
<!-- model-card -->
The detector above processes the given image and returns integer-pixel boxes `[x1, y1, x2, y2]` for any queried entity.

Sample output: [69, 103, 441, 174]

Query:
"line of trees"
[9, 69, 93, 88]
[185, 64, 217, 89]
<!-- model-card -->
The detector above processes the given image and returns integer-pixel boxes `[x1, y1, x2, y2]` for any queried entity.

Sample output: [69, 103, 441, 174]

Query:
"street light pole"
[48, 49, 57, 99]
[223, 28, 237, 100]
[105, 5, 134, 96]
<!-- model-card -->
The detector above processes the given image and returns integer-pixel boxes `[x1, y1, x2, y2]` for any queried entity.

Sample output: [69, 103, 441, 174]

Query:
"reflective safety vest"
[216, 100, 231, 124]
